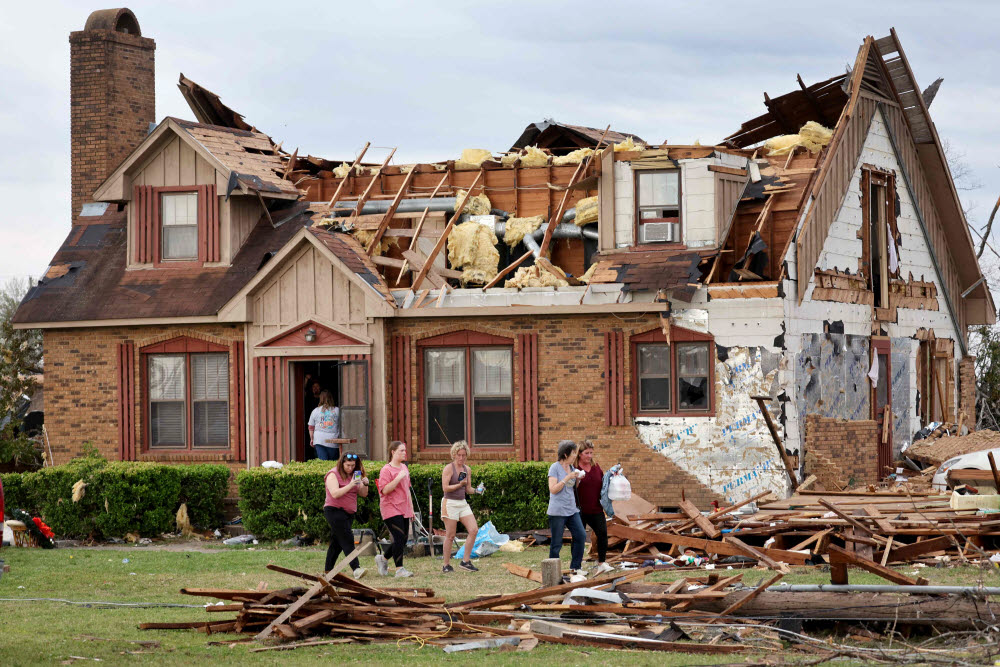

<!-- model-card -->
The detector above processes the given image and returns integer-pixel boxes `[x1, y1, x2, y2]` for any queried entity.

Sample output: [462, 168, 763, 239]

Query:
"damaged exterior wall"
[783, 107, 965, 465]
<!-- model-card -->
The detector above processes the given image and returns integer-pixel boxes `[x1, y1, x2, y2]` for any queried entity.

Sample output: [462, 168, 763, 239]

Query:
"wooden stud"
[411, 169, 484, 292]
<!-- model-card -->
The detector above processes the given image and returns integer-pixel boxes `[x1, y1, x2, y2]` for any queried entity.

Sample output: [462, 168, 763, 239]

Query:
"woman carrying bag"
[575, 440, 613, 575]
[547, 440, 587, 580]
[323, 452, 368, 578]
[375, 441, 414, 578]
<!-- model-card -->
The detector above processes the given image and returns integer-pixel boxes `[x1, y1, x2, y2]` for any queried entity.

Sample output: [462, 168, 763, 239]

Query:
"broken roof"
[13, 203, 385, 325]
[511, 120, 643, 152]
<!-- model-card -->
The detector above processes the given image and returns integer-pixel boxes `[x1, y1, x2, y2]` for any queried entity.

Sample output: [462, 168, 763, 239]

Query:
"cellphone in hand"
[353, 471, 363, 483]
[458, 471, 467, 482]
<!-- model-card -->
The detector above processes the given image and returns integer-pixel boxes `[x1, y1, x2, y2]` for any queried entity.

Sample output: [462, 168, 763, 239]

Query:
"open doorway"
[291, 358, 369, 462]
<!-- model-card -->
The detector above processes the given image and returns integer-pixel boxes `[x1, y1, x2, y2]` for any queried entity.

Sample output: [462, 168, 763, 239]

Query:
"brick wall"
[43, 324, 244, 478]
[69, 26, 155, 221]
[387, 314, 725, 508]
[804, 414, 879, 486]
[959, 356, 977, 426]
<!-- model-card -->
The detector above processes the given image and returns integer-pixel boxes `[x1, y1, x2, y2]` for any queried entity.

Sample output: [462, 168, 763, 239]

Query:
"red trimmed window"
[630, 326, 714, 417]
[133, 184, 220, 265]
[142, 338, 230, 450]
[418, 331, 513, 447]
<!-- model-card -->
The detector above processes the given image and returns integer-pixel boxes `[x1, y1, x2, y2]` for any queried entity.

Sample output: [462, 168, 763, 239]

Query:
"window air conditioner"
[640, 222, 679, 243]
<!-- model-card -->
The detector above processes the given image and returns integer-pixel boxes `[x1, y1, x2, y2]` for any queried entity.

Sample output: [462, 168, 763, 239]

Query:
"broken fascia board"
[390, 284, 634, 308]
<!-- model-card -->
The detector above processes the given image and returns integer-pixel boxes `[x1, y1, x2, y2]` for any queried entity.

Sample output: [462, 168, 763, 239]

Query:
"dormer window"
[161, 192, 199, 260]
[636, 169, 681, 244]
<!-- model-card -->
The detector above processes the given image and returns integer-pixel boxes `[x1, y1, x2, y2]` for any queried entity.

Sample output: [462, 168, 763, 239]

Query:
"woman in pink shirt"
[375, 441, 415, 578]
[323, 452, 369, 579]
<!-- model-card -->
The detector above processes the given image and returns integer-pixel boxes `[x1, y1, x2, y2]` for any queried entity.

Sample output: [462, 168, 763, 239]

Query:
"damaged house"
[14, 9, 995, 506]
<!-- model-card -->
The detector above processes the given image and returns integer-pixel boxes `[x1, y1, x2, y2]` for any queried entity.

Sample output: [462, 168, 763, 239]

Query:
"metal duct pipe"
[325, 197, 459, 216]
[773, 584, 1000, 595]
[504, 222, 598, 258]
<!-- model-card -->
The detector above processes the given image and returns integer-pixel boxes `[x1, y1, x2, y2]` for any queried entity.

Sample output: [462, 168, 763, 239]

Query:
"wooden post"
[751, 396, 798, 490]
[541, 558, 562, 588]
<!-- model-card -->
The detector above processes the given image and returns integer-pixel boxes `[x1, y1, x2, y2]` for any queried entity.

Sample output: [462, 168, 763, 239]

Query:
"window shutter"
[197, 184, 220, 263]
[133, 185, 154, 264]
[254, 356, 289, 464]
[117, 342, 136, 460]
[604, 330, 626, 426]
[233, 341, 247, 462]
[390, 335, 411, 444]
[516, 333, 539, 461]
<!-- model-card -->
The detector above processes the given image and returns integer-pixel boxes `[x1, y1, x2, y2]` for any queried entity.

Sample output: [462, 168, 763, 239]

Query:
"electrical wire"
[0, 597, 206, 609]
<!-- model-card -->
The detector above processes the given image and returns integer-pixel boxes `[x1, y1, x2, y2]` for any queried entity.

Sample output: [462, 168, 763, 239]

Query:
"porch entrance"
[291, 358, 370, 461]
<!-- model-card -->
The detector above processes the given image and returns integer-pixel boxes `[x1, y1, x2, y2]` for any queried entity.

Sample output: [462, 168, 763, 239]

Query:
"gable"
[258, 320, 367, 348]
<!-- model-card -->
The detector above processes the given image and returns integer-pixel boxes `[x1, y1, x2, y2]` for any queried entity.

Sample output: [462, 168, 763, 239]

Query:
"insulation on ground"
[503, 215, 544, 246]
[72, 479, 87, 503]
[454, 189, 492, 216]
[614, 136, 645, 152]
[454, 148, 494, 170]
[504, 264, 569, 288]
[176, 502, 194, 536]
[552, 147, 593, 166]
[574, 196, 599, 226]
[447, 222, 499, 285]
[764, 121, 834, 156]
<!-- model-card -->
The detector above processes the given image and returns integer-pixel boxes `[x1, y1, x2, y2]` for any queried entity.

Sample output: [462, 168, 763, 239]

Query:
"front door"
[339, 360, 370, 458]
[872, 339, 892, 479]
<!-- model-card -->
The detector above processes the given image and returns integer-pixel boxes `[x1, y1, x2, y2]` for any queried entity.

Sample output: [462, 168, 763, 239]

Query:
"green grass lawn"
[1, 541, 998, 665]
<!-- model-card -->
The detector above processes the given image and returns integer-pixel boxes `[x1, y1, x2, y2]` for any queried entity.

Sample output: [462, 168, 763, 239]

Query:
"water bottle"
[476, 482, 485, 495]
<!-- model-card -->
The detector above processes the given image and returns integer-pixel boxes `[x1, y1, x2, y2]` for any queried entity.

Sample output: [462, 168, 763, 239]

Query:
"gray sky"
[1, 0, 998, 285]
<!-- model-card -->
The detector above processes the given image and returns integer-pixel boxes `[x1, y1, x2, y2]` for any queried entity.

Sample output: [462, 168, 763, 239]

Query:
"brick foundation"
[387, 314, 724, 508]
[804, 414, 879, 486]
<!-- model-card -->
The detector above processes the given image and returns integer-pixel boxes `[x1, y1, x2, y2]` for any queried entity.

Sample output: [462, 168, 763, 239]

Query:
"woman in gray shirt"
[547, 440, 587, 577]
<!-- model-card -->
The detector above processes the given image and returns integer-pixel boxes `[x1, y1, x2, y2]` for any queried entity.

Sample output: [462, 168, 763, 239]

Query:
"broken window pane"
[676, 342, 710, 411]
[637, 344, 671, 411]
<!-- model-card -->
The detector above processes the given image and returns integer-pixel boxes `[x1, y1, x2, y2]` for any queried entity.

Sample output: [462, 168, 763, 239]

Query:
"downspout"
[880, 103, 966, 355]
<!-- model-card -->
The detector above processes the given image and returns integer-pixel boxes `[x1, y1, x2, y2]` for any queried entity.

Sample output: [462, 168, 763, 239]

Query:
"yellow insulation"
[578, 262, 598, 284]
[552, 147, 593, 166]
[573, 196, 599, 226]
[333, 162, 351, 178]
[764, 121, 834, 156]
[614, 136, 645, 152]
[353, 229, 396, 256]
[455, 189, 492, 216]
[447, 222, 499, 284]
[501, 146, 549, 167]
[505, 264, 569, 288]
[455, 148, 494, 170]
[503, 215, 544, 246]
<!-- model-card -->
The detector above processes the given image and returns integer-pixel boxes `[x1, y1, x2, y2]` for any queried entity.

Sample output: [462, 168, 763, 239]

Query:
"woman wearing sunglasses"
[323, 451, 369, 579]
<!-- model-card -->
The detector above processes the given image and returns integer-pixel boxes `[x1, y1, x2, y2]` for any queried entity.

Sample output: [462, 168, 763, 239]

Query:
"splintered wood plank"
[862, 504, 896, 535]
[818, 499, 887, 544]
[503, 563, 543, 583]
[326, 142, 370, 209]
[678, 500, 721, 538]
[827, 544, 927, 586]
[347, 148, 397, 223]
[366, 167, 418, 255]
[607, 524, 810, 565]
[448, 567, 649, 610]
[885, 535, 956, 562]
[255, 545, 364, 640]
[723, 535, 790, 573]
[411, 169, 484, 291]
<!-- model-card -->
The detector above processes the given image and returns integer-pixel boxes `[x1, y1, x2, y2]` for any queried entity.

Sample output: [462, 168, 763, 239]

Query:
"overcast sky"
[1, 1, 998, 286]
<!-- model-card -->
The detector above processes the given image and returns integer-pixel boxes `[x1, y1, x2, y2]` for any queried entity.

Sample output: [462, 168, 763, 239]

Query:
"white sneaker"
[394, 566, 414, 578]
[353, 567, 367, 580]
[569, 573, 587, 583]
[375, 554, 389, 576]
[593, 562, 614, 575]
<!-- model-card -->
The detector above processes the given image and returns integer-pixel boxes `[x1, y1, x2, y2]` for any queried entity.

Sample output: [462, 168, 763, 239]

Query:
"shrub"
[237, 460, 550, 541]
[0, 459, 230, 539]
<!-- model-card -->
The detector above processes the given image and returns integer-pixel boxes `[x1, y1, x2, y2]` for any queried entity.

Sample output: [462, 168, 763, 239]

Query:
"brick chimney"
[69, 8, 155, 222]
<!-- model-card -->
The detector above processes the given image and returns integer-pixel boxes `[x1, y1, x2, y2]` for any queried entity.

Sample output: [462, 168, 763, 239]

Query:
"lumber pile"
[603, 488, 1000, 572]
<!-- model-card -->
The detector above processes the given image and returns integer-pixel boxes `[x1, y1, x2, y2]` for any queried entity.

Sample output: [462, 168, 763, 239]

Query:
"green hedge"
[237, 460, 550, 542]
[1, 459, 230, 539]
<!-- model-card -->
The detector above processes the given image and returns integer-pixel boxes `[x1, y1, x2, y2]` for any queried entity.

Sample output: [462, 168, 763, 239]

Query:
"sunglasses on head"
[344, 453, 360, 461]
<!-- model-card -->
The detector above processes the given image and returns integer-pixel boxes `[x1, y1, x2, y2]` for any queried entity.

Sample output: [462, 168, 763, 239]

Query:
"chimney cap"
[84, 8, 141, 36]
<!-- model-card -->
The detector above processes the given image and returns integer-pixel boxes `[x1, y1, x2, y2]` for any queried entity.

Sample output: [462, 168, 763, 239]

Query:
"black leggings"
[382, 515, 410, 567]
[323, 507, 360, 571]
[580, 511, 608, 562]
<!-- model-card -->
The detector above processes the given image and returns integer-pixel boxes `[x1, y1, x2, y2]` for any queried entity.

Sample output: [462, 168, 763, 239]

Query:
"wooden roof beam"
[411, 168, 485, 292]
[326, 141, 370, 211]
[365, 166, 417, 255]
[348, 147, 397, 223]
[796, 74, 834, 126]
[763, 92, 798, 134]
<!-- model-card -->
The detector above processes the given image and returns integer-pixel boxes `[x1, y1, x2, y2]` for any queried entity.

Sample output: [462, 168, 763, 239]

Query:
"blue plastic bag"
[457, 520, 508, 560]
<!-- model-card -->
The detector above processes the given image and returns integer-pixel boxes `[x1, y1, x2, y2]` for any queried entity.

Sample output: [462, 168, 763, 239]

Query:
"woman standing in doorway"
[576, 440, 613, 574]
[548, 440, 587, 578]
[440, 440, 481, 573]
[323, 452, 368, 578]
[308, 390, 341, 461]
[376, 441, 414, 578]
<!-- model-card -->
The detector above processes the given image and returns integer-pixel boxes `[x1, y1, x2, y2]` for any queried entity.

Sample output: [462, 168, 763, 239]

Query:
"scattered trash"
[223, 534, 258, 546]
